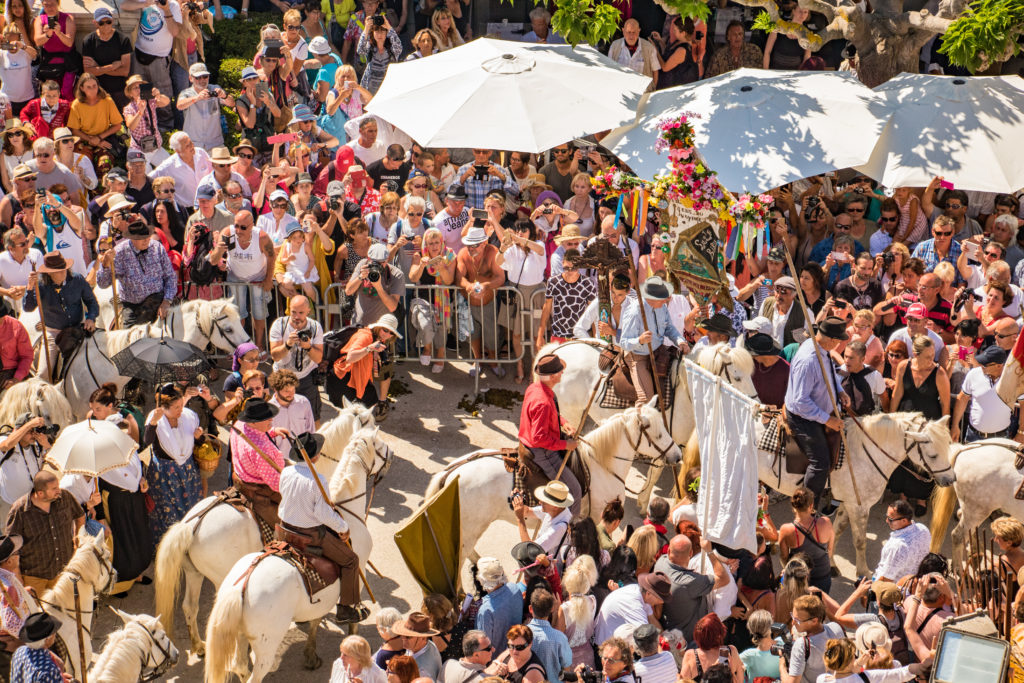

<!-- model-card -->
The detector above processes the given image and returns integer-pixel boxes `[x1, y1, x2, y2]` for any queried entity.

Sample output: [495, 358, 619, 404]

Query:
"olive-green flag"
[394, 474, 461, 601]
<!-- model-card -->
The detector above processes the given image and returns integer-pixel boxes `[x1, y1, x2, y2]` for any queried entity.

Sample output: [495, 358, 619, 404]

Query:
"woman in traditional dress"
[143, 383, 202, 542]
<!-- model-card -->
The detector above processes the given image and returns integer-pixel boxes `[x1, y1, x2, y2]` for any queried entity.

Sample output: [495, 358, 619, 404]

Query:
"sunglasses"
[98, 18, 113, 25]
[234, 223, 252, 230]
[475, 645, 495, 653]
[946, 203, 964, 210]
[286, 24, 300, 29]
[507, 642, 529, 652]
[997, 332, 1017, 339]
[887, 352, 906, 359]
[885, 515, 907, 523]
[467, 243, 484, 250]
[34, 152, 51, 158]
[878, 216, 898, 223]
[846, 207, 865, 213]
[237, 152, 254, 159]
[412, 183, 427, 189]
[553, 149, 569, 154]
[226, 192, 243, 199]
[934, 231, 953, 237]
[835, 223, 852, 229]
[8, 131, 23, 137]
[10, 241, 27, 248]
[159, 188, 176, 194]
[407, 211, 423, 217]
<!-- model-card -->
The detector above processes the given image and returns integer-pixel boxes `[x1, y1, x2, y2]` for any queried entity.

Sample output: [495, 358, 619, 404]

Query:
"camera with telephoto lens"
[329, 196, 342, 211]
[371, 14, 384, 26]
[803, 195, 821, 218]
[34, 423, 59, 439]
[367, 262, 384, 283]
[881, 251, 896, 268]
[242, 387, 255, 399]
[297, 329, 311, 343]
[563, 667, 600, 683]
[769, 623, 795, 664]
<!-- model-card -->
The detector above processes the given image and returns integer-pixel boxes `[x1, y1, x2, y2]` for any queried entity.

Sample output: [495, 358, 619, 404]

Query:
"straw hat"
[209, 147, 239, 165]
[533, 480, 573, 508]
[521, 173, 551, 192]
[554, 225, 584, 245]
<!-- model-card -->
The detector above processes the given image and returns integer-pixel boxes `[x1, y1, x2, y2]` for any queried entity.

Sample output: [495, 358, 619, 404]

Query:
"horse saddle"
[761, 409, 843, 476]
[273, 526, 341, 597]
[601, 345, 678, 410]
[230, 476, 281, 544]
[234, 540, 337, 602]
[193, 487, 275, 546]
[52, 327, 90, 382]
[507, 444, 590, 509]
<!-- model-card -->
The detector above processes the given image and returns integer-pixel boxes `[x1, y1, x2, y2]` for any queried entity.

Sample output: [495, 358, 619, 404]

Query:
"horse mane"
[103, 326, 151, 358]
[0, 378, 73, 430]
[91, 617, 159, 682]
[697, 342, 754, 377]
[328, 427, 376, 503]
[846, 411, 950, 463]
[41, 537, 105, 609]
[321, 404, 374, 461]
[578, 412, 635, 470]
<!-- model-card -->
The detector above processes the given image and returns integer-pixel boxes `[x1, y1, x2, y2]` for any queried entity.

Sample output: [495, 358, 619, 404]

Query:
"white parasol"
[45, 418, 139, 477]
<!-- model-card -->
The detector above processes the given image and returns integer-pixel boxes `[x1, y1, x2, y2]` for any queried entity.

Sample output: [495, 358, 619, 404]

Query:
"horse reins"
[848, 413, 953, 484]
[129, 620, 176, 682]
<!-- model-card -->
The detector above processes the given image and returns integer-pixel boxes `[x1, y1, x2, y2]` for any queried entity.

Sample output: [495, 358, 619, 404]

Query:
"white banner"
[684, 360, 760, 553]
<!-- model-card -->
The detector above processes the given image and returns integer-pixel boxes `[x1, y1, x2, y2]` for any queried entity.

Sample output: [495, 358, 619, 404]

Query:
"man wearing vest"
[607, 19, 660, 90]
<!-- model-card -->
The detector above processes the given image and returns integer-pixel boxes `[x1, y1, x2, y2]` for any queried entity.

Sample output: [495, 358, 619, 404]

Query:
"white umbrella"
[856, 73, 1024, 193]
[366, 38, 651, 153]
[45, 419, 139, 477]
[601, 69, 888, 193]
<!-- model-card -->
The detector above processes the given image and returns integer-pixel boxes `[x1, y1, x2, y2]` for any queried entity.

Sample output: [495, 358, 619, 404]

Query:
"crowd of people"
[0, 0, 1011, 679]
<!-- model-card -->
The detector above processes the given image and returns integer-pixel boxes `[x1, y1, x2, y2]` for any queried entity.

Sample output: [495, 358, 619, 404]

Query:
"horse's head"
[340, 396, 377, 431]
[109, 608, 179, 680]
[629, 397, 682, 466]
[80, 527, 118, 595]
[199, 300, 251, 353]
[361, 426, 394, 478]
[697, 342, 757, 398]
[0, 378, 74, 434]
[905, 414, 956, 487]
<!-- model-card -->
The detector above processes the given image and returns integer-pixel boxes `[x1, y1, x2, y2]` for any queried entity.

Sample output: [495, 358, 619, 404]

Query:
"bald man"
[608, 19, 660, 90]
[269, 295, 325, 424]
[6, 470, 85, 595]
[653, 534, 726, 641]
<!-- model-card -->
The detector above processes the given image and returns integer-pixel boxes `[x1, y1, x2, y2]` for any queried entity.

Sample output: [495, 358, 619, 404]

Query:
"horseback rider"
[620, 276, 690, 407]
[276, 431, 367, 624]
[96, 219, 177, 328]
[517, 353, 582, 518]
[229, 398, 291, 529]
[783, 316, 852, 515]
[23, 251, 99, 382]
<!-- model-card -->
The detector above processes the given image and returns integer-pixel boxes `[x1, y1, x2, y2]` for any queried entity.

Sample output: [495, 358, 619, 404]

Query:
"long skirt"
[100, 480, 154, 584]
[146, 456, 202, 543]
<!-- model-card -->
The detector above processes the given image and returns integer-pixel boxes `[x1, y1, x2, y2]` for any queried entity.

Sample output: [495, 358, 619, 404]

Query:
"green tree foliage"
[938, 0, 1024, 72]
[505, 0, 710, 47]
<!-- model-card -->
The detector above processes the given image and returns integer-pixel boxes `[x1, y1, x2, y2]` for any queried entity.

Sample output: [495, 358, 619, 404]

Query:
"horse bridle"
[331, 438, 394, 520]
[855, 413, 953, 484]
[195, 309, 245, 349]
[129, 620, 177, 682]
[38, 545, 117, 627]
[622, 412, 677, 467]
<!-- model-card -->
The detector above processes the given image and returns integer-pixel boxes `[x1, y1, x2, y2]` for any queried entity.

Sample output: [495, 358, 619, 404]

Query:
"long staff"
[72, 577, 88, 683]
[31, 264, 52, 381]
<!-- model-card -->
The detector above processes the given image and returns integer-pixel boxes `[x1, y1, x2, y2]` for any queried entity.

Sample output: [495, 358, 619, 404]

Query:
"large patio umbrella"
[45, 419, 139, 476]
[366, 38, 651, 153]
[601, 69, 888, 193]
[856, 73, 1024, 193]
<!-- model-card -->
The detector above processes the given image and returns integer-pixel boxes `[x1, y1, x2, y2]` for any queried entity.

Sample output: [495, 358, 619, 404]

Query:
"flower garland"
[728, 192, 775, 228]
[590, 167, 646, 197]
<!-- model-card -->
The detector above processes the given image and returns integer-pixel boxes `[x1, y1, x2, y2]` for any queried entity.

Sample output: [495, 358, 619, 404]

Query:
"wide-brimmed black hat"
[290, 432, 325, 460]
[698, 313, 737, 338]
[818, 316, 850, 341]
[126, 220, 153, 238]
[746, 332, 780, 356]
[0, 534, 22, 564]
[19, 612, 59, 643]
[238, 398, 279, 422]
[511, 541, 545, 567]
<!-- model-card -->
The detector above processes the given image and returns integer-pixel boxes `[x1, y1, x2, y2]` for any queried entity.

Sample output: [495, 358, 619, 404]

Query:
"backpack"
[184, 222, 225, 287]
[842, 367, 877, 416]
[320, 325, 364, 376]
[877, 607, 914, 666]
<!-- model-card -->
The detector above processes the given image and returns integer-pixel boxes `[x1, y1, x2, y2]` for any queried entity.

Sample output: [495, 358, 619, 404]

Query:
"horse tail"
[204, 581, 244, 683]
[681, 432, 700, 479]
[929, 448, 962, 552]
[154, 519, 195, 636]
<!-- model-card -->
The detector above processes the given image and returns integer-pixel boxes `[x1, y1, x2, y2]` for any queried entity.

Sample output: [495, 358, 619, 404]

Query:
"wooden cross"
[576, 239, 631, 343]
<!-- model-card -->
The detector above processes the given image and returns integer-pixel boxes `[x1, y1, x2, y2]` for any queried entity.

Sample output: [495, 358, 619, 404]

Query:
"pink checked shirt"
[230, 422, 285, 491]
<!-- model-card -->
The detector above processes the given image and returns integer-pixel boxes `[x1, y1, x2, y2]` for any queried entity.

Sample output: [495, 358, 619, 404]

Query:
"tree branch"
[797, 0, 837, 21]
[905, 10, 955, 35]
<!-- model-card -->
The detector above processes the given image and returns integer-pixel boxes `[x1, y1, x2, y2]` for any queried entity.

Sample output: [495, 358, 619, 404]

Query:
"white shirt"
[594, 583, 651, 645]
[434, 207, 470, 253]
[149, 407, 200, 466]
[0, 48, 34, 103]
[974, 282, 1024, 318]
[0, 248, 42, 311]
[0, 444, 42, 505]
[150, 148, 213, 207]
[330, 660, 387, 683]
[887, 327, 945, 360]
[269, 317, 324, 379]
[256, 211, 301, 246]
[817, 667, 916, 683]
[500, 242, 546, 286]
[278, 462, 348, 534]
[135, 0, 182, 57]
[962, 366, 1012, 433]
[270, 393, 315, 451]
[530, 504, 571, 554]
[874, 521, 932, 581]
[346, 138, 386, 167]
[689, 551, 738, 621]
[840, 364, 887, 397]
[197, 170, 252, 198]
[633, 652, 677, 683]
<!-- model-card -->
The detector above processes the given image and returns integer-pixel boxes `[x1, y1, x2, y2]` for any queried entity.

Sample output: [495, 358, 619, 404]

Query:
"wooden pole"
[287, 434, 377, 604]
[229, 424, 283, 473]
[31, 264, 53, 382]
[109, 256, 121, 331]
[72, 577, 88, 683]
[553, 370, 604, 482]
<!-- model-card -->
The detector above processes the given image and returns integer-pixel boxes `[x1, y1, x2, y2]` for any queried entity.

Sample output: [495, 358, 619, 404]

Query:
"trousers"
[625, 352, 656, 406]
[786, 411, 832, 504]
[120, 292, 164, 328]
[528, 446, 582, 518]
[277, 522, 360, 605]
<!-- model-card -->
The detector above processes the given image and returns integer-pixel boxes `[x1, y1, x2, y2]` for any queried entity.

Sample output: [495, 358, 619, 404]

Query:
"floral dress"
[143, 408, 202, 542]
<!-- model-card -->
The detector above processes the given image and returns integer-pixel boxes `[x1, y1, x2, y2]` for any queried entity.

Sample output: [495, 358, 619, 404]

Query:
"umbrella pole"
[31, 264, 53, 383]
[72, 576, 88, 683]
[285, 434, 377, 604]
[229, 425, 283, 473]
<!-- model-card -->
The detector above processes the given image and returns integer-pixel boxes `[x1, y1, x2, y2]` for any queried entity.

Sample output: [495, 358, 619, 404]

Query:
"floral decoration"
[728, 192, 775, 228]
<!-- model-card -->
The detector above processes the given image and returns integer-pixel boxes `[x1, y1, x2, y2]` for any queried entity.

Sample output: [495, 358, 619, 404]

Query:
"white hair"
[375, 606, 402, 633]
[169, 131, 192, 152]
[529, 7, 551, 22]
[995, 214, 1019, 242]
[405, 195, 426, 212]
[32, 137, 54, 154]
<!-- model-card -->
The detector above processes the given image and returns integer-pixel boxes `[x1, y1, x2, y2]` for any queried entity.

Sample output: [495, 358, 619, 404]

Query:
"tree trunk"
[854, 20, 927, 87]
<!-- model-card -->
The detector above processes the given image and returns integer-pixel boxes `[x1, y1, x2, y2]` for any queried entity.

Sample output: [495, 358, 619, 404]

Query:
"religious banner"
[664, 202, 733, 310]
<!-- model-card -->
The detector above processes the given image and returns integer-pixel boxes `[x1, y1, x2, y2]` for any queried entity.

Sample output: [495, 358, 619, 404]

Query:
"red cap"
[905, 302, 928, 319]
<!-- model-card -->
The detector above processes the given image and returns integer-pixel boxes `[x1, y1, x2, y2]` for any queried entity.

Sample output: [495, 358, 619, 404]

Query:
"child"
[278, 223, 318, 301]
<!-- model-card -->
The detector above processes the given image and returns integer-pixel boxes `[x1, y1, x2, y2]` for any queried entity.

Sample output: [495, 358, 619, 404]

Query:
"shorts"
[470, 298, 499, 346]
[231, 283, 271, 321]
[500, 283, 542, 337]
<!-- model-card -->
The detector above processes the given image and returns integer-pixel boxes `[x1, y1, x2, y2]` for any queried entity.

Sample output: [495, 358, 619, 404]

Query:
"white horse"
[38, 528, 117, 682]
[204, 427, 394, 683]
[0, 377, 74, 431]
[928, 438, 1024, 566]
[424, 398, 681, 564]
[754, 412, 956, 576]
[89, 608, 179, 683]
[56, 298, 250, 418]
[541, 340, 756, 509]
[154, 404, 381, 656]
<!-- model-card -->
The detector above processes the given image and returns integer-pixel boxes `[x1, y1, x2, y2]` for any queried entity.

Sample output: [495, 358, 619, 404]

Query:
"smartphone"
[47, 15, 57, 28]
[253, 82, 269, 100]
[939, 179, 955, 190]
[266, 132, 298, 144]
[835, 299, 850, 309]
[962, 240, 979, 259]
[139, 82, 154, 100]
[471, 208, 488, 222]
[830, 251, 851, 263]
[0, 40, 12, 51]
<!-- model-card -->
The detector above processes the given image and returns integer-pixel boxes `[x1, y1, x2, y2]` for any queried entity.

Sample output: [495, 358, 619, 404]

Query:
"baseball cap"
[871, 581, 903, 608]
[106, 167, 127, 181]
[905, 302, 928, 319]
[742, 316, 772, 335]
[125, 149, 146, 164]
[326, 180, 345, 197]
[385, 144, 405, 162]
[189, 62, 210, 78]
[93, 7, 113, 21]
[240, 66, 259, 82]
[308, 36, 331, 55]
[269, 189, 289, 202]
[768, 245, 787, 262]
[296, 172, 313, 185]
[195, 184, 217, 201]
[368, 243, 388, 262]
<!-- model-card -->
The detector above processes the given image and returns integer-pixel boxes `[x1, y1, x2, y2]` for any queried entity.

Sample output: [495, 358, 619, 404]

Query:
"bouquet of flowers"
[590, 166, 645, 197]
[728, 193, 774, 228]
[654, 112, 700, 155]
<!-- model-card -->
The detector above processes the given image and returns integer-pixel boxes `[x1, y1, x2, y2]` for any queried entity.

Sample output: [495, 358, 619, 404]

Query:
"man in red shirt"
[517, 354, 581, 516]
[0, 300, 31, 389]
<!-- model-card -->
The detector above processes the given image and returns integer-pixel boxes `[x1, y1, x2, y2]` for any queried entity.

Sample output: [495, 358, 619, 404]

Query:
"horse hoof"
[304, 653, 322, 670]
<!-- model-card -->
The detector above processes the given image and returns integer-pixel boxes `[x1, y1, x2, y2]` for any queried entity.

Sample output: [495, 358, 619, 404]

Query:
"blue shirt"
[784, 338, 846, 424]
[10, 646, 64, 683]
[809, 235, 866, 265]
[455, 162, 519, 210]
[528, 618, 572, 682]
[619, 298, 684, 355]
[476, 583, 523, 656]
[912, 238, 964, 284]
[23, 272, 99, 330]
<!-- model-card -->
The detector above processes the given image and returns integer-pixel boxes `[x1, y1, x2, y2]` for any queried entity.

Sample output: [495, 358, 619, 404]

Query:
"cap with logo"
[189, 62, 210, 78]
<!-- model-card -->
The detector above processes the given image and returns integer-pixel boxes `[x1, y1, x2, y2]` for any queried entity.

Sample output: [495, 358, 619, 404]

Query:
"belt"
[280, 521, 320, 535]
[970, 425, 1009, 438]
